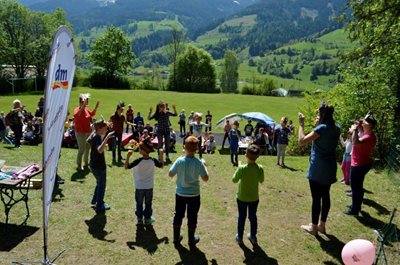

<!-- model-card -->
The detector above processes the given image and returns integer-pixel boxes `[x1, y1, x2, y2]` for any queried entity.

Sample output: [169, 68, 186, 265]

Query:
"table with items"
[0, 163, 41, 225]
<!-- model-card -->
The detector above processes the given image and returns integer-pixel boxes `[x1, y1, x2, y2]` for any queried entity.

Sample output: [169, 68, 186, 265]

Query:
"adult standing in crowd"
[73, 93, 99, 171]
[125, 104, 134, 133]
[179, 109, 186, 137]
[298, 104, 340, 235]
[344, 113, 377, 216]
[109, 103, 128, 164]
[9, 99, 25, 148]
[148, 101, 177, 164]
[221, 120, 231, 149]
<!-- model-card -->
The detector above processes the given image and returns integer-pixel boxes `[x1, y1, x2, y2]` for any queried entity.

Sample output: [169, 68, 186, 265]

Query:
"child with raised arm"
[169, 136, 209, 247]
[232, 144, 264, 245]
[88, 120, 115, 213]
[125, 137, 163, 225]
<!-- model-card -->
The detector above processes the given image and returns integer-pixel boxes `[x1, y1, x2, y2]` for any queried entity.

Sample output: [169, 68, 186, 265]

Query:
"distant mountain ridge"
[23, 0, 256, 32]
[196, 0, 346, 56]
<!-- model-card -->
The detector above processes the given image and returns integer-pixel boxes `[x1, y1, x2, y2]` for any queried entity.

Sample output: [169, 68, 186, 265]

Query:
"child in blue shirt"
[230, 121, 241, 166]
[274, 116, 291, 167]
[169, 136, 209, 246]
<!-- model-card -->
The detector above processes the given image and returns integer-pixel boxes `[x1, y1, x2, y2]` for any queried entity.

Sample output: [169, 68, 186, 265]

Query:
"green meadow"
[0, 89, 399, 265]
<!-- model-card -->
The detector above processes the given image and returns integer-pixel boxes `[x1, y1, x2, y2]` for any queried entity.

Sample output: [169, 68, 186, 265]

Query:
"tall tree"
[0, 0, 32, 78]
[0, 1, 69, 79]
[330, 0, 400, 160]
[220, 50, 239, 93]
[89, 27, 135, 77]
[168, 45, 217, 93]
[165, 26, 185, 90]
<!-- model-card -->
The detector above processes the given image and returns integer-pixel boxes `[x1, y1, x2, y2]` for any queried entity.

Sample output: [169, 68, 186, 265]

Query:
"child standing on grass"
[274, 116, 291, 167]
[340, 130, 352, 185]
[125, 137, 163, 225]
[232, 144, 264, 245]
[230, 121, 241, 166]
[169, 136, 209, 247]
[190, 112, 209, 161]
[88, 120, 115, 214]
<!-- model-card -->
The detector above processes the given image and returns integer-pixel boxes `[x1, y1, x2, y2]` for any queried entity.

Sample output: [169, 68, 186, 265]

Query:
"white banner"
[43, 26, 76, 227]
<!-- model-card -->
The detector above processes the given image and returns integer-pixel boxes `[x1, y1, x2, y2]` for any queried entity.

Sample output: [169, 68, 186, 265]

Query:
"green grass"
[0, 87, 304, 132]
[1, 145, 399, 264]
[0, 89, 399, 264]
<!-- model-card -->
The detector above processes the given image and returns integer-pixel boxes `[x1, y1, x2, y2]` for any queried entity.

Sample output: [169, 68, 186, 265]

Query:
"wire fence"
[385, 135, 400, 183]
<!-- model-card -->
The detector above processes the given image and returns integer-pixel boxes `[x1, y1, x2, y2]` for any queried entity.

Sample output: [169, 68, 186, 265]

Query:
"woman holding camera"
[344, 114, 377, 216]
[298, 104, 340, 235]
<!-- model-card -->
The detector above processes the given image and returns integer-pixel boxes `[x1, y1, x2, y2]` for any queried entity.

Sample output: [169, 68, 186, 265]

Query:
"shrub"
[89, 71, 131, 89]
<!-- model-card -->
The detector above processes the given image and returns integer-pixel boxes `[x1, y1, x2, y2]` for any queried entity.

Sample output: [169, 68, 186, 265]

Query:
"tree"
[0, 1, 68, 79]
[165, 27, 185, 91]
[168, 45, 217, 93]
[330, 0, 400, 160]
[220, 50, 239, 93]
[89, 27, 135, 77]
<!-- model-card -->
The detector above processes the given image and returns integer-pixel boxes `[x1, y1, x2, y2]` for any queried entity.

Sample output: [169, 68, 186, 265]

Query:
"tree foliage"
[329, 0, 400, 161]
[220, 50, 239, 93]
[89, 27, 135, 77]
[0, 1, 68, 78]
[168, 45, 217, 93]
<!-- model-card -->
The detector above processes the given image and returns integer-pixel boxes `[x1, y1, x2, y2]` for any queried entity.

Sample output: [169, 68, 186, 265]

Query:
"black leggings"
[309, 180, 331, 225]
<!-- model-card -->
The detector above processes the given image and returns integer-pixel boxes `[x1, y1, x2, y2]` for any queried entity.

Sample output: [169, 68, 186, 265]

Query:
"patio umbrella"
[241, 112, 275, 126]
[216, 113, 243, 128]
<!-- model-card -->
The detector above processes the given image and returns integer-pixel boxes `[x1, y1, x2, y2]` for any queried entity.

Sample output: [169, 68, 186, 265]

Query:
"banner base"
[11, 247, 67, 265]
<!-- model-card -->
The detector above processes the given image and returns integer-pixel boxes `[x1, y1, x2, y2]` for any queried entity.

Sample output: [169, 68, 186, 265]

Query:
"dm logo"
[51, 64, 68, 90]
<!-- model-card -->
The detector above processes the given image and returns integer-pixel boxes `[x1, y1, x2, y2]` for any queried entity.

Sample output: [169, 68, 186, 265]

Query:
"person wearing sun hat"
[344, 112, 377, 216]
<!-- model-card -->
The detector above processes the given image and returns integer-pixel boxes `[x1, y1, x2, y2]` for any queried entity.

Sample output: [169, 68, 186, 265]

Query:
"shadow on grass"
[239, 243, 278, 265]
[218, 148, 231, 155]
[316, 234, 345, 264]
[174, 244, 216, 265]
[52, 183, 65, 202]
[362, 198, 391, 215]
[84, 213, 115, 243]
[282, 165, 300, 172]
[70, 168, 90, 183]
[126, 224, 168, 255]
[0, 223, 39, 251]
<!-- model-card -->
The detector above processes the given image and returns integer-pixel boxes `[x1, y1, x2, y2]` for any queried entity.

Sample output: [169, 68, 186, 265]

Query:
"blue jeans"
[91, 168, 107, 212]
[350, 163, 372, 213]
[237, 199, 259, 239]
[157, 129, 171, 160]
[135, 189, 153, 219]
[231, 146, 238, 164]
[173, 194, 200, 230]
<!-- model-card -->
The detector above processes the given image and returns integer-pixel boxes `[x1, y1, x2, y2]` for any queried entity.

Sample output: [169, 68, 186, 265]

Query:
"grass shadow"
[84, 213, 115, 243]
[70, 168, 90, 183]
[362, 198, 391, 215]
[0, 223, 39, 251]
[126, 224, 168, 255]
[51, 183, 65, 202]
[239, 243, 279, 265]
[364, 189, 373, 194]
[357, 211, 400, 238]
[218, 148, 231, 155]
[174, 244, 212, 265]
[316, 234, 345, 264]
[282, 165, 300, 172]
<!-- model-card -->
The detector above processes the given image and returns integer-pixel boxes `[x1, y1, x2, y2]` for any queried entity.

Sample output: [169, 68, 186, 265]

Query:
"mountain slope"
[27, 0, 256, 33]
[196, 0, 346, 56]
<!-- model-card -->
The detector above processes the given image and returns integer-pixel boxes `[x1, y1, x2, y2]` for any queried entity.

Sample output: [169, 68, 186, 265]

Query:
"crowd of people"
[0, 94, 378, 248]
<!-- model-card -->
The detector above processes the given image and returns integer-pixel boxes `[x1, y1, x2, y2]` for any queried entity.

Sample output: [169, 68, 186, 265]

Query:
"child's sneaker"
[247, 233, 258, 245]
[235, 234, 243, 244]
[137, 218, 143, 225]
[144, 216, 156, 225]
[189, 234, 200, 246]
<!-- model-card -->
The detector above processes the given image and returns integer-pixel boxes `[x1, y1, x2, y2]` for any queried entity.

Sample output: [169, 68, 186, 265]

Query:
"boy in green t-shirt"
[232, 144, 264, 245]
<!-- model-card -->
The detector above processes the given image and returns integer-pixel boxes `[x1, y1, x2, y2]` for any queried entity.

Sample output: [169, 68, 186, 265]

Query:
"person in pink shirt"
[73, 93, 99, 171]
[344, 113, 377, 216]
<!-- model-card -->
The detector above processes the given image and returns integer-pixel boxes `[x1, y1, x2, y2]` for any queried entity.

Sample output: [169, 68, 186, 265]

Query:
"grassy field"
[0, 87, 304, 133]
[1, 89, 399, 264]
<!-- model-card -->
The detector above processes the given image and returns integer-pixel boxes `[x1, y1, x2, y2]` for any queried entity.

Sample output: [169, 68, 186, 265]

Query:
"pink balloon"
[342, 239, 376, 265]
